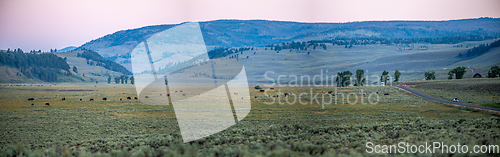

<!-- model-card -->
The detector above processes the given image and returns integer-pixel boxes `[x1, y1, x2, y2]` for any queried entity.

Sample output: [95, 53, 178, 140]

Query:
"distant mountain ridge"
[78, 18, 500, 71]
[57, 46, 77, 52]
[80, 18, 500, 54]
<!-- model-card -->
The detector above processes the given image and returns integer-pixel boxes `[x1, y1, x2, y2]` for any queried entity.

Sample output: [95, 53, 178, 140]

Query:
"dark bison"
[182, 94, 186, 96]
[384, 93, 389, 95]
[89, 98, 94, 101]
[328, 91, 333, 94]
[260, 89, 265, 92]
[127, 97, 132, 100]
[284, 93, 289, 97]
[160, 94, 162, 96]
[145, 96, 149, 98]
[31, 103, 34, 106]
[102, 98, 107, 100]
[28, 98, 34, 101]
[120, 98, 122, 101]
[134, 97, 138, 99]
[62, 98, 66, 100]
[45, 103, 50, 106]
[80, 98, 82, 101]
[167, 94, 170, 97]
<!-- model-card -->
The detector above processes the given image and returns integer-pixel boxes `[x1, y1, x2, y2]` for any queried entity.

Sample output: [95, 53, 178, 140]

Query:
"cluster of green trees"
[424, 72, 436, 80]
[266, 42, 327, 53]
[108, 75, 134, 84]
[487, 65, 499, 78]
[0, 50, 70, 82]
[458, 39, 500, 58]
[5, 48, 24, 53]
[448, 67, 467, 79]
[335, 69, 401, 87]
[29, 50, 42, 53]
[266, 41, 327, 52]
[378, 70, 401, 85]
[336, 71, 352, 87]
[307, 35, 496, 47]
[76, 48, 132, 75]
[423, 67, 468, 80]
[207, 47, 256, 59]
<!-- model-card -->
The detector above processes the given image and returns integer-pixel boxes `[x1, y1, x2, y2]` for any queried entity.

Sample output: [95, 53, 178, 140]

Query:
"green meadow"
[1, 82, 498, 156]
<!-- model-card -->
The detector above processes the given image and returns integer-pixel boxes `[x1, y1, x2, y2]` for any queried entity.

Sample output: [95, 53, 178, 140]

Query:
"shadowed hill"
[80, 18, 500, 58]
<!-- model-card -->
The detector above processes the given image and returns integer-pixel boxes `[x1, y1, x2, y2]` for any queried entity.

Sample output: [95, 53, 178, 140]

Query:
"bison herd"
[26, 96, 140, 106]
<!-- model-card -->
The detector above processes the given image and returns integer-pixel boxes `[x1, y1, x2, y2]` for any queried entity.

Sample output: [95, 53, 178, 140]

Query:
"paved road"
[395, 86, 500, 112]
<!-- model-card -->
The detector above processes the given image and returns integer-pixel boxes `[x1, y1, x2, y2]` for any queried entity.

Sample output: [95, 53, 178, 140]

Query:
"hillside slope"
[56, 50, 131, 83]
[80, 18, 500, 58]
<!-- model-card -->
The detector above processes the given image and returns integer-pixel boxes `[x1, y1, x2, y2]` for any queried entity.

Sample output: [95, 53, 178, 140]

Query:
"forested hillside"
[79, 18, 500, 59]
[76, 48, 132, 75]
[0, 50, 70, 82]
[458, 39, 500, 58]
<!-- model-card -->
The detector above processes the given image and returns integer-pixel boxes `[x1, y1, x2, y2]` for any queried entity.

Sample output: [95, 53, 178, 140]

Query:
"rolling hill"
[3, 18, 500, 83]
[80, 18, 500, 58]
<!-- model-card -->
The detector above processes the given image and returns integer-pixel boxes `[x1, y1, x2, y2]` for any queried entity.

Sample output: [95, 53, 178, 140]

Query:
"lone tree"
[254, 85, 262, 90]
[425, 72, 436, 80]
[120, 75, 125, 84]
[380, 70, 389, 85]
[449, 66, 467, 79]
[124, 76, 129, 84]
[336, 71, 352, 87]
[107, 76, 111, 84]
[354, 69, 365, 86]
[394, 70, 401, 82]
[72, 66, 78, 73]
[114, 76, 120, 84]
[487, 65, 499, 78]
[130, 76, 134, 85]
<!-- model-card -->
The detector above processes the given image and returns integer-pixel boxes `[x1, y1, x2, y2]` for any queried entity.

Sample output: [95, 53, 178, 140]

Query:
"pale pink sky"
[1, 0, 499, 51]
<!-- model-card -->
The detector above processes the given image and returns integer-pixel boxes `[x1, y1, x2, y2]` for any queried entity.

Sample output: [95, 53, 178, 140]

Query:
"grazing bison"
[120, 98, 122, 101]
[45, 103, 50, 106]
[89, 98, 94, 101]
[31, 103, 34, 106]
[134, 97, 138, 99]
[167, 94, 170, 97]
[62, 98, 65, 100]
[102, 98, 107, 100]
[160, 94, 162, 96]
[127, 97, 132, 100]
[384, 93, 389, 95]
[80, 98, 82, 101]
[260, 89, 265, 92]
[284, 93, 289, 97]
[328, 91, 333, 94]
[28, 98, 34, 101]
[145, 96, 149, 98]
[270, 88, 274, 90]
[255, 96, 257, 98]
[182, 94, 186, 96]
[180, 90, 183, 92]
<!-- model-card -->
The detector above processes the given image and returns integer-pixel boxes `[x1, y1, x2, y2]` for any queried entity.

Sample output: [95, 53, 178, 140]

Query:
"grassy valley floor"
[0, 83, 499, 156]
